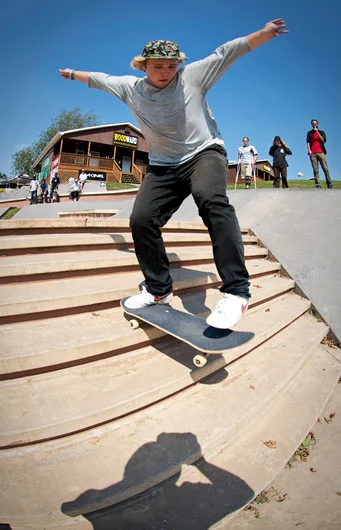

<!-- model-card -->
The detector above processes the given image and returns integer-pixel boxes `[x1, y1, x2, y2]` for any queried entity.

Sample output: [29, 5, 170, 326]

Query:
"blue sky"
[1, 0, 340, 180]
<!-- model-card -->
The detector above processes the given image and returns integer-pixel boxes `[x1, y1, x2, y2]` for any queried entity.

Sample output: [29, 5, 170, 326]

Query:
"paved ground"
[229, 372, 341, 530]
[0, 207, 9, 218]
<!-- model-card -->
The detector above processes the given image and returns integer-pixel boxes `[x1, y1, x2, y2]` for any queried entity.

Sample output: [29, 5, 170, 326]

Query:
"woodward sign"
[113, 133, 138, 148]
[78, 170, 106, 181]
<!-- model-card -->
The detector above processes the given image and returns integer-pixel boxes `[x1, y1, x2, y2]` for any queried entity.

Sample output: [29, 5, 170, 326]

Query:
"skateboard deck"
[121, 297, 254, 367]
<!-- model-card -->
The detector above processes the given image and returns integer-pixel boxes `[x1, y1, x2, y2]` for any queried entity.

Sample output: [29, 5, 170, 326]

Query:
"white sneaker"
[206, 293, 248, 329]
[124, 286, 173, 310]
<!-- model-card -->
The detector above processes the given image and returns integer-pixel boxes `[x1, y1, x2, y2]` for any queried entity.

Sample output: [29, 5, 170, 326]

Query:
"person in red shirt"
[306, 119, 332, 188]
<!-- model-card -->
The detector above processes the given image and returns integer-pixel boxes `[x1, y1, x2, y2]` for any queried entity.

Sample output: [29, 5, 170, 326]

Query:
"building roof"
[33, 122, 142, 168]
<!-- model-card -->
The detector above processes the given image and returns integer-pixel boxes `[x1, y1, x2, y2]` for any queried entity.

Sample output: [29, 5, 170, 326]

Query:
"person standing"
[29, 176, 39, 204]
[59, 18, 288, 330]
[269, 136, 292, 188]
[237, 137, 258, 189]
[306, 119, 332, 189]
[50, 172, 60, 200]
[79, 169, 88, 191]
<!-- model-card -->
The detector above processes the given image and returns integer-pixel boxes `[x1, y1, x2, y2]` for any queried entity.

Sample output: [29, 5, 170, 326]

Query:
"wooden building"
[33, 123, 149, 185]
[228, 159, 274, 186]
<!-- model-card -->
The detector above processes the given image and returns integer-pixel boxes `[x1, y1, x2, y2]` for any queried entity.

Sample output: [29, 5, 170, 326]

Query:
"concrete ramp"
[165, 189, 341, 343]
[227, 189, 341, 344]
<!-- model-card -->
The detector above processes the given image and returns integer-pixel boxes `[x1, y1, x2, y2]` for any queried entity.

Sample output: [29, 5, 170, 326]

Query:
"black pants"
[130, 146, 250, 299]
[273, 167, 288, 188]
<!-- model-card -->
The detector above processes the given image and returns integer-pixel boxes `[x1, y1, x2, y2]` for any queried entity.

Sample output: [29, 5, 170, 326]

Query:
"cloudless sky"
[1, 0, 340, 180]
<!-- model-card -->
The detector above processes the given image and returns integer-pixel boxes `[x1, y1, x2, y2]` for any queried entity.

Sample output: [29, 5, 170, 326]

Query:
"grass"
[0, 207, 21, 220]
[227, 180, 341, 190]
[106, 182, 139, 191]
[286, 431, 316, 468]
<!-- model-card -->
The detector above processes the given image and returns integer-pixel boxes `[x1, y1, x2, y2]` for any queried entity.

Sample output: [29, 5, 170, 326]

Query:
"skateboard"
[120, 297, 254, 367]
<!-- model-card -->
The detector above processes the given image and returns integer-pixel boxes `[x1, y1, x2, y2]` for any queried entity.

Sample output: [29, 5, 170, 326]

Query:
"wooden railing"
[60, 154, 114, 170]
[135, 163, 148, 176]
[112, 161, 122, 183]
[58, 154, 147, 183]
[131, 164, 143, 184]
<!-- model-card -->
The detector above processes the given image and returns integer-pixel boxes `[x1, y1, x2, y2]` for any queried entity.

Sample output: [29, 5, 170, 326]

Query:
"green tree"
[11, 145, 36, 177]
[0, 172, 7, 179]
[11, 107, 99, 176]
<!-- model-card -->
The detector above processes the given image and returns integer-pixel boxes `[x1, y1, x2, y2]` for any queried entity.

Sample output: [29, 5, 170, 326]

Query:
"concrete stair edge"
[0, 233, 258, 252]
[0, 287, 309, 446]
[0, 246, 267, 279]
[0, 283, 299, 376]
[0, 314, 336, 526]
[0, 219, 250, 232]
[0, 263, 284, 319]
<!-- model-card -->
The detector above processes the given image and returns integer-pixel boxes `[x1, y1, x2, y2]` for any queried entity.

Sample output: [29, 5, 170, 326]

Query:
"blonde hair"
[130, 52, 187, 71]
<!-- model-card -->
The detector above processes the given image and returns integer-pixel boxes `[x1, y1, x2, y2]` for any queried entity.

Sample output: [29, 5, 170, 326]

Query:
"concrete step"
[0, 277, 297, 376]
[0, 218, 250, 236]
[80, 345, 340, 530]
[0, 311, 334, 529]
[0, 260, 282, 320]
[0, 232, 258, 254]
[0, 281, 301, 446]
[0, 245, 268, 280]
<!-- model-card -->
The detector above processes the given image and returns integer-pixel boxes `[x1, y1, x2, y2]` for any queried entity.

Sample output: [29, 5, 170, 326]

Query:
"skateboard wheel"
[193, 354, 207, 367]
[129, 319, 140, 330]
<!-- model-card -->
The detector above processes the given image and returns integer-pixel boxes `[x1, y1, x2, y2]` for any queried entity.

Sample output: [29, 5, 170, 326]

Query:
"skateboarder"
[59, 19, 287, 329]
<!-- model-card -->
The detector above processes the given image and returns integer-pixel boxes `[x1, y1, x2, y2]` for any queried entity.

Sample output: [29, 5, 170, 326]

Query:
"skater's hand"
[247, 18, 287, 50]
[263, 19, 288, 38]
[59, 68, 73, 79]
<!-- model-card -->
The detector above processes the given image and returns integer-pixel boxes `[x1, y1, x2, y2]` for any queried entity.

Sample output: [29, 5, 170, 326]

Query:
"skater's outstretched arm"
[59, 69, 89, 83]
[246, 19, 288, 50]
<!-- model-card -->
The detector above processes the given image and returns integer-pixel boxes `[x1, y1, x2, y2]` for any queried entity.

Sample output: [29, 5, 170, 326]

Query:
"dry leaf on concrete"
[263, 439, 277, 449]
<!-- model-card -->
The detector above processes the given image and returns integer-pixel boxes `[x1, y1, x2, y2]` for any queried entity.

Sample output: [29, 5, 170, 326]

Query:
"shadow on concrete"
[61, 432, 254, 530]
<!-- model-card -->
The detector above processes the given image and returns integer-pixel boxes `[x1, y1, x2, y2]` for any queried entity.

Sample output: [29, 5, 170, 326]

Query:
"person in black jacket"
[269, 136, 292, 188]
[306, 119, 332, 188]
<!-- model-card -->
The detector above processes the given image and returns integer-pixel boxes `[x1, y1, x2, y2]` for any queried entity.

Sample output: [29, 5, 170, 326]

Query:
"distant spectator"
[237, 137, 258, 189]
[79, 170, 88, 191]
[69, 178, 81, 201]
[306, 119, 332, 189]
[269, 136, 292, 188]
[50, 172, 60, 199]
[29, 177, 39, 204]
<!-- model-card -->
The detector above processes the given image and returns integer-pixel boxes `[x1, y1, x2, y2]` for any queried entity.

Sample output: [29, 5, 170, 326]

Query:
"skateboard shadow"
[61, 431, 254, 530]
[149, 340, 229, 383]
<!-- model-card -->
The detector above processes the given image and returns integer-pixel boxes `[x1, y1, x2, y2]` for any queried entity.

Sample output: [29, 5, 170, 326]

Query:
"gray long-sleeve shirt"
[88, 37, 250, 166]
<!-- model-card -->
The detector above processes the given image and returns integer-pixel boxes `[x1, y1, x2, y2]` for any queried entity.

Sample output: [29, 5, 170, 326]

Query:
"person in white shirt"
[69, 178, 81, 201]
[79, 170, 88, 191]
[237, 137, 258, 189]
[29, 177, 39, 204]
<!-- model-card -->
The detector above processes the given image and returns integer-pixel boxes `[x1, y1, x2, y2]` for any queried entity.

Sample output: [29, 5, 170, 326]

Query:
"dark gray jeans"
[129, 146, 250, 299]
[273, 167, 288, 188]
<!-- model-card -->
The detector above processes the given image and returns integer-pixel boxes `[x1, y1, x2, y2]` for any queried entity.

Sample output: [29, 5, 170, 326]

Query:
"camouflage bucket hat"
[141, 40, 188, 61]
